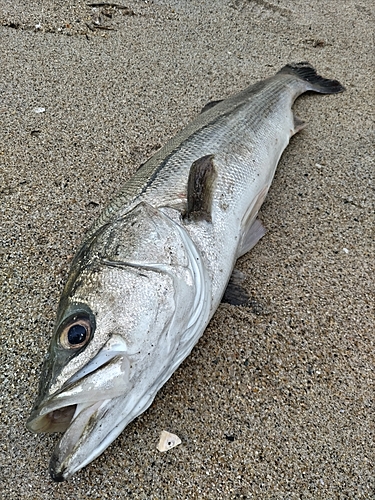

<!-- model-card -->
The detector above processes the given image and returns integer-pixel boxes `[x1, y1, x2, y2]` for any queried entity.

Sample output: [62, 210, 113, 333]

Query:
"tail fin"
[278, 62, 345, 94]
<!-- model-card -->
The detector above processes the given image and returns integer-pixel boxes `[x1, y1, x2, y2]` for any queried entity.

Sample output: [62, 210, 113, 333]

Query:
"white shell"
[156, 430, 182, 452]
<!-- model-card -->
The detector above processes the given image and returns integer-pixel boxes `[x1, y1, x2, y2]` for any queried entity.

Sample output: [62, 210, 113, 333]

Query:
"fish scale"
[26, 63, 344, 480]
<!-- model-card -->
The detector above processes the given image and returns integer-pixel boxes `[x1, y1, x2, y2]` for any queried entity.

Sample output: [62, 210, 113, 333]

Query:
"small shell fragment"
[157, 430, 181, 452]
[33, 107, 45, 114]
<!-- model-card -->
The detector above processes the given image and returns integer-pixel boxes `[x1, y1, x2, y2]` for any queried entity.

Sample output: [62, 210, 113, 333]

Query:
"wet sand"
[0, 1, 373, 498]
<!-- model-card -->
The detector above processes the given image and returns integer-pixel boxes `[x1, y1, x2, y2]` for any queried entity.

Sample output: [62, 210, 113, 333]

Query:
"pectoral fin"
[237, 218, 266, 257]
[185, 154, 217, 222]
[237, 185, 268, 258]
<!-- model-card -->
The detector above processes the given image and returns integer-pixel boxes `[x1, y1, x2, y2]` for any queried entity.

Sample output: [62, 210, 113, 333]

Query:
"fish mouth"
[48, 398, 111, 481]
[27, 350, 130, 431]
[29, 404, 77, 433]
[26, 338, 132, 480]
[28, 390, 117, 481]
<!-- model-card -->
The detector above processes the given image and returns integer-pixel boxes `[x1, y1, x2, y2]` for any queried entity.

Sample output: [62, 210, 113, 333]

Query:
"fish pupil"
[68, 324, 87, 345]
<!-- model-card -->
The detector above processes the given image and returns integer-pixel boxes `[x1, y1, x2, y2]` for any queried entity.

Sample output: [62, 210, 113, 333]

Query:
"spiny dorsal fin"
[200, 100, 223, 114]
[185, 154, 217, 222]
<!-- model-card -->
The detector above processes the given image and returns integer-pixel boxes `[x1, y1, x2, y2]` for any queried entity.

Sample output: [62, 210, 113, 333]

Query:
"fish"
[26, 62, 344, 481]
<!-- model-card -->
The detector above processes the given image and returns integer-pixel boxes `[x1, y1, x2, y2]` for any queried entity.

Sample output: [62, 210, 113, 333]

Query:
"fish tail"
[278, 62, 345, 94]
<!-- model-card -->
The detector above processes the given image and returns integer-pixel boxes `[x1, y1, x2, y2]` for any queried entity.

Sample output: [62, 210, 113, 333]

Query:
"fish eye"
[68, 324, 87, 345]
[60, 318, 91, 349]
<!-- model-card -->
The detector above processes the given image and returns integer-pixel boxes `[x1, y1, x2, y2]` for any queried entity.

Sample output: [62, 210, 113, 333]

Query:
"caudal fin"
[278, 62, 345, 94]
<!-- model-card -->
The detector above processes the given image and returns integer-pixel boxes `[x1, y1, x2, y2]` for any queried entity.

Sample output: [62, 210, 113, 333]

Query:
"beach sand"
[0, 1, 373, 498]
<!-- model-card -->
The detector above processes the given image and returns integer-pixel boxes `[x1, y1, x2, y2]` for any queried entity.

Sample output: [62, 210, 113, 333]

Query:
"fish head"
[26, 203, 205, 480]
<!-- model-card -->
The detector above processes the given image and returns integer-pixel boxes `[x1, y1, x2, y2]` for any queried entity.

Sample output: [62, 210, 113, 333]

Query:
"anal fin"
[292, 114, 306, 135]
[185, 154, 217, 222]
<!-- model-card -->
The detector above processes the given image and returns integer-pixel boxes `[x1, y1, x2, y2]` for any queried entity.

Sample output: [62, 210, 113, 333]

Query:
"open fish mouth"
[27, 332, 132, 429]
[29, 397, 110, 480]
[28, 386, 117, 481]
[48, 398, 112, 481]
[29, 404, 77, 433]
[27, 350, 131, 431]
[27, 399, 107, 435]
[26, 340, 132, 480]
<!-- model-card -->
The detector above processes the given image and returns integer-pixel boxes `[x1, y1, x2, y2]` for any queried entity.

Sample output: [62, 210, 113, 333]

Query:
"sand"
[0, 0, 373, 498]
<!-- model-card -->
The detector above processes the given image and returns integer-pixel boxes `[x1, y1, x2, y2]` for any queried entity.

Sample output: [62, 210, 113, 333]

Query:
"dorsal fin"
[200, 100, 223, 114]
[185, 155, 217, 222]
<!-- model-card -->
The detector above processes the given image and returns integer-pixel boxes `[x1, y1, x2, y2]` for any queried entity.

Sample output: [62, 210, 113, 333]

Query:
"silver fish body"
[27, 63, 344, 480]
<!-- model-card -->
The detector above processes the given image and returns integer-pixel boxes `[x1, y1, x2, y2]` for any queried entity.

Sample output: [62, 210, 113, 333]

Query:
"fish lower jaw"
[49, 463, 66, 482]
[48, 399, 108, 481]
[27, 398, 108, 481]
